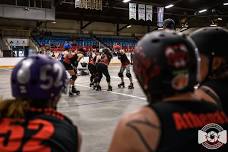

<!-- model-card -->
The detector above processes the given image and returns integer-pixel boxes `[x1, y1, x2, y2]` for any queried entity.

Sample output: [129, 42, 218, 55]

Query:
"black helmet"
[163, 18, 175, 30]
[133, 31, 200, 101]
[190, 27, 228, 57]
[190, 27, 228, 79]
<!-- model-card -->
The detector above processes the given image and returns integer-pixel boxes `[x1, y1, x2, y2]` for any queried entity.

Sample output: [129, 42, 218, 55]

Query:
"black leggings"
[95, 63, 111, 83]
[88, 63, 97, 83]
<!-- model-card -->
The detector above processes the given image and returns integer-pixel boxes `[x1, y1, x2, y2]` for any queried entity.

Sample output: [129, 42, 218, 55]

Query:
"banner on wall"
[138, 4, 145, 20]
[146, 5, 153, 21]
[75, 0, 102, 10]
[7, 38, 29, 46]
[129, 3, 137, 20]
[157, 7, 164, 27]
[75, 0, 81, 8]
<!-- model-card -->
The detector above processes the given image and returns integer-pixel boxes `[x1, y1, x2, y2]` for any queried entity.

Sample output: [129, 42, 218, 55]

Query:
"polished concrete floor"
[0, 66, 146, 152]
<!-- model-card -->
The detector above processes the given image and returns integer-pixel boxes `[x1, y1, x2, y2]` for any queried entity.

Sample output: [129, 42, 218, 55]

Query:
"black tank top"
[117, 53, 130, 66]
[149, 101, 228, 152]
[0, 108, 78, 152]
[70, 54, 79, 67]
[202, 80, 228, 115]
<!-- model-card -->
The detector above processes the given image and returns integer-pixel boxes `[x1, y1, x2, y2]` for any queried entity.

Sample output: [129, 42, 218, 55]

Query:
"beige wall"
[47, 19, 148, 36]
[0, 18, 149, 36]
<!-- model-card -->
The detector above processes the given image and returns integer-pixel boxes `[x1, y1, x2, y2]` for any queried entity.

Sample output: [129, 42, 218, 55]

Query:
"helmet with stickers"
[134, 31, 200, 101]
[11, 55, 67, 102]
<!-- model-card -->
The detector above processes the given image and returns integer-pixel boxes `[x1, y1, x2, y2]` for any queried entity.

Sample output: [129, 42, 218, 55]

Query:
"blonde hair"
[0, 98, 30, 118]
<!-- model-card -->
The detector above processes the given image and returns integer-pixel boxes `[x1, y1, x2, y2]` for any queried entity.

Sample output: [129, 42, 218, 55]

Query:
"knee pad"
[126, 73, 132, 78]
[118, 72, 123, 78]
[71, 75, 77, 81]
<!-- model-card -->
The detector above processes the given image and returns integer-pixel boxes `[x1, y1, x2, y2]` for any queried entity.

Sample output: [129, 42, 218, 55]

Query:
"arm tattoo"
[126, 118, 160, 152]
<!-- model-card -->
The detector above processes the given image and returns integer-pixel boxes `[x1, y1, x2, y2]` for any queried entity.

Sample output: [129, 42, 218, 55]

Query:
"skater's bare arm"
[109, 107, 161, 152]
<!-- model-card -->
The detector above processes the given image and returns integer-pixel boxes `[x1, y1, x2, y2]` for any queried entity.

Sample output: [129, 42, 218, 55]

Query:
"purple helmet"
[11, 55, 67, 101]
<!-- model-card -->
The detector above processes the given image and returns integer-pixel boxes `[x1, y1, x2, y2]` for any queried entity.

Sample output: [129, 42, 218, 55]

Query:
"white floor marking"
[110, 76, 137, 82]
[76, 84, 146, 101]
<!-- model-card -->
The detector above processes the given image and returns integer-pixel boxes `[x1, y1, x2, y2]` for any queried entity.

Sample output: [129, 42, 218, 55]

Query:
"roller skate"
[118, 82, 125, 88]
[96, 85, 102, 91]
[107, 85, 112, 91]
[69, 86, 80, 96]
[90, 82, 94, 87]
[128, 83, 134, 89]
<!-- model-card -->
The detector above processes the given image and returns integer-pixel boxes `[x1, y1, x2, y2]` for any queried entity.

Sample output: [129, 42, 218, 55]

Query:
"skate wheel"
[69, 94, 73, 97]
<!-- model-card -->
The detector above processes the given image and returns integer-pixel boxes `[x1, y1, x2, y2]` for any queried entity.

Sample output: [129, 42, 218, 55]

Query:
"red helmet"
[113, 44, 121, 50]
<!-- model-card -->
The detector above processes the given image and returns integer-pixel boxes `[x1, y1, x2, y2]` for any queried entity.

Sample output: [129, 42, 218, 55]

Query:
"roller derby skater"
[94, 48, 113, 91]
[113, 45, 134, 89]
[62, 43, 80, 96]
[109, 30, 228, 152]
[190, 27, 228, 114]
[0, 55, 81, 152]
[88, 48, 98, 88]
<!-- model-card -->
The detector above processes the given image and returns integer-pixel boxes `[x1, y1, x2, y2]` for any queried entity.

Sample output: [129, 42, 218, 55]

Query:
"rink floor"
[0, 66, 146, 152]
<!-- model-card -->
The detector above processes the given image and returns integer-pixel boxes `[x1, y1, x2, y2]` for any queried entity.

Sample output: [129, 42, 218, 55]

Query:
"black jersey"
[117, 52, 130, 67]
[0, 108, 78, 152]
[70, 54, 79, 67]
[149, 101, 228, 152]
[202, 80, 228, 115]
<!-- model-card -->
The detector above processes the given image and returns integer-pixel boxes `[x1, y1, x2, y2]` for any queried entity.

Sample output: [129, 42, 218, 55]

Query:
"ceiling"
[55, 0, 228, 27]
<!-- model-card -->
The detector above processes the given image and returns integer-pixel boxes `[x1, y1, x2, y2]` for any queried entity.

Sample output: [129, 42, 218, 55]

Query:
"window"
[17, 0, 29, 6]
[30, 0, 35, 7]
[35, 0, 41, 8]
[42, 0, 52, 9]
[0, 0, 16, 5]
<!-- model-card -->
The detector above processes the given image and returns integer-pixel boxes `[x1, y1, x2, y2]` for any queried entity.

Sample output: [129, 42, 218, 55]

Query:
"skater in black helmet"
[190, 27, 228, 114]
[88, 48, 98, 87]
[113, 45, 134, 89]
[163, 18, 176, 30]
[94, 48, 113, 91]
[62, 44, 80, 96]
[109, 31, 228, 152]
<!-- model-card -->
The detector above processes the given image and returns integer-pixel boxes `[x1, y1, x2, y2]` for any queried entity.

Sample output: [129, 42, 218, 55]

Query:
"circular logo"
[199, 123, 227, 150]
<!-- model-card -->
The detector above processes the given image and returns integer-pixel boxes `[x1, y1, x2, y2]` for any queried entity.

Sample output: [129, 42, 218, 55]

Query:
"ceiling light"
[165, 4, 174, 9]
[123, 0, 131, 3]
[51, 21, 56, 24]
[218, 18, 223, 20]
[198, 9, 207, 13]
[210, 24, 217, 27]
[223, 3, 228, 5]
[127, 25, 132, 28]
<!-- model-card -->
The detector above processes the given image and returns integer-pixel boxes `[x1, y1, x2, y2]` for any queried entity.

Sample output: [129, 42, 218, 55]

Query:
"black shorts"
[63, 62, 74, 70]
[88, 63, 97, 74]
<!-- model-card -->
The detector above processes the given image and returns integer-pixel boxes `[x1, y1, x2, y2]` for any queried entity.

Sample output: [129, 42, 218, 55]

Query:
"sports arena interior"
[0, 0, 228, 152]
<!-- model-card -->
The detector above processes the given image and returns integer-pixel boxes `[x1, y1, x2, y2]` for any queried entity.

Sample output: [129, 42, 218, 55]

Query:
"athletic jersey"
[149, 101, 228, 152]
[202, 80, 228, 115]
[100, 53, 112, 66]
[117, 52, 130, 67]
[63, 53, 73, 65]
[89, 53, 96, 65]
[70, 54, 79, 67]
[0, 108, 78, 152]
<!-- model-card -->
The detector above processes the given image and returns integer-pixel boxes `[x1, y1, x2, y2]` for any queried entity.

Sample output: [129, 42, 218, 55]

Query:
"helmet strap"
[202, 53, 214, 84]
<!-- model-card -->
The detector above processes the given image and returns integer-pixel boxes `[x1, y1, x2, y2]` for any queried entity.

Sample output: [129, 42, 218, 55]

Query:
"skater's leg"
[118, 66, 125, 88]
[126, 65, 133, 83]
[126, 65, 134, 89]
[94, 63, 103, 91]
[102, 64, 112, 91]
